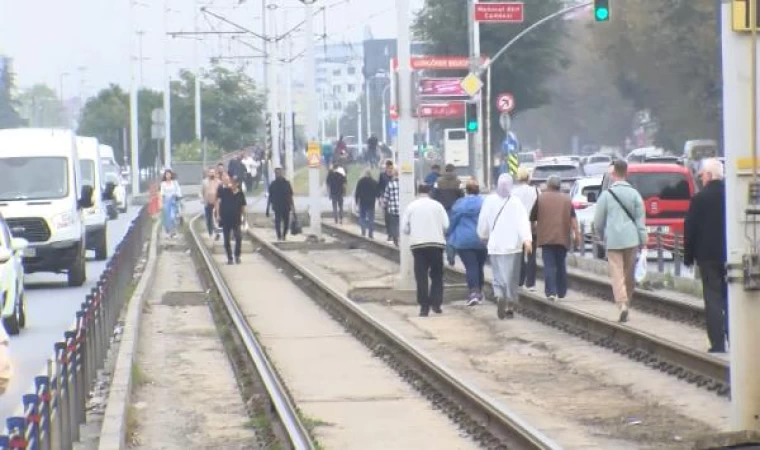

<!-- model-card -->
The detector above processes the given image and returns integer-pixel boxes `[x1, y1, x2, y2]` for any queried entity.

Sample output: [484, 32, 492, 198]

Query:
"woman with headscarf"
[477, 174, 532, 319]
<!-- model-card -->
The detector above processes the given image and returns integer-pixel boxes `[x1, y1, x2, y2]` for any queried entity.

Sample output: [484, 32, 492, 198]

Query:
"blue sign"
[389, 120, 398, 138]
[502, 131, 519, 154]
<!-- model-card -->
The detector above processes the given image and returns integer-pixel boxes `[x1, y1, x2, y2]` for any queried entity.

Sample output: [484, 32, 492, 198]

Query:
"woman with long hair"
[160, 169, 182, 237]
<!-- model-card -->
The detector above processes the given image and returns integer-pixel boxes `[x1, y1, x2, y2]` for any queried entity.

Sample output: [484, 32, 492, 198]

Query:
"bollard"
[54, 343, 72, 450]
[35, 376, 52, 450]
[22, 394, 39, 450]
[656, 230, 665, 273]
[674, 233, 682, 277]
[63, 332, 80, 442]
[580, 223, 587, 257]
[7, 417, 25, 450]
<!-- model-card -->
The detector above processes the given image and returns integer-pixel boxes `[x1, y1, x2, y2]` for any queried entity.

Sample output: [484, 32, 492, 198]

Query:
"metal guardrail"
[0, 206, 153, 450]
[186, 215, 316, 450]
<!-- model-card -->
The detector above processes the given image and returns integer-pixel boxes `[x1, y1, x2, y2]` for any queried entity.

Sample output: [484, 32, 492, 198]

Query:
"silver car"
[569, 176, 603, 243]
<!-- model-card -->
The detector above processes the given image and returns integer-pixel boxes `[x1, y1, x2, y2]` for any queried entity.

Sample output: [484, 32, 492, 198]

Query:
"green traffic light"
[595, 7, 609, 21]
[467, 122, 478, 132]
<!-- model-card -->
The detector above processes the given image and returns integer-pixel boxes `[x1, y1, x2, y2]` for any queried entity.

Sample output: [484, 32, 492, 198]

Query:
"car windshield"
[628, 173, 691, 200]
[80, 160, 96, 187]
[518, 153, 535, 163]
[532, 165, 581, 179]
[0, 157, 69, 201]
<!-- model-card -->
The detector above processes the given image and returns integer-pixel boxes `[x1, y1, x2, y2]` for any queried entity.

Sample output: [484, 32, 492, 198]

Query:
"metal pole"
[129, 1, 140, 196]
[304, 0, 321, 239]
[284, 36, 295, 182]
[468, 0, 484, 186]
[357, 94, 363, 161]
[396, 0, 414, 288]
[382, 84, 390, 144]
[164, 0, 172, 168]
[194, 0, 202, 144]
[721, 0, 760, 431]
[267, 4, 281, 170]
[365, 77, 372, 139]
[485, 65, 492, 190]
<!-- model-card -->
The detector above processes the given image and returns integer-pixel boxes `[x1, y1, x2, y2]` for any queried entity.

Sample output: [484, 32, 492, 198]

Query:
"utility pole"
[164, 0, 173, 168]
[129, 1, 140, 196]
[303, 0, 321, 239]
[467, 0, 484, 186]
[395, 0, 415, 288]
[365, 77, 372, 139]
[721, 0, 760, 434]
[267, 3, 282, 171]
[284, 36, 295, 182]
[194, 0, 202, 145]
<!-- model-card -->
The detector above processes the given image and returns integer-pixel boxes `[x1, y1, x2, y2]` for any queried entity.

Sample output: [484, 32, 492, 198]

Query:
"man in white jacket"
[402, 183, 450, 317]
[478, 174, 533, 319]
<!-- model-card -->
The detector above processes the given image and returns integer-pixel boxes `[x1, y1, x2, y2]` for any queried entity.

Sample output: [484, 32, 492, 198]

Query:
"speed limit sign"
[496, 93, 515, 113]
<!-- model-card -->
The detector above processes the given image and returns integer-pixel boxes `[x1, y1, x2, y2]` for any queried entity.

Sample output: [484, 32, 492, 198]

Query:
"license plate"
[647, 226, 669, 233]
[23, 248, 36, 257]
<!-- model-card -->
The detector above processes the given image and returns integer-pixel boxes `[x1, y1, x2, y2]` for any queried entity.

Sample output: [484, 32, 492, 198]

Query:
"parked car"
[0, 214, 27, 335]
[569, 176, 603, 240]
[517, 151, 538, 172]
[529, 161, 583, 192]
[104, 168, 128, 214]
[583, 154, 612, 176]
[591, 163, 696, 259]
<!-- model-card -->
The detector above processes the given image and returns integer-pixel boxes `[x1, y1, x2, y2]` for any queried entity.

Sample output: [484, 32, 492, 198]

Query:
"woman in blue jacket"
[447, 180, 487, 305]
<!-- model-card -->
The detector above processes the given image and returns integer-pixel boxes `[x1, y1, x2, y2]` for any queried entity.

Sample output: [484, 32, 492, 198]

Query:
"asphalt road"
[0, 208, 140, 420]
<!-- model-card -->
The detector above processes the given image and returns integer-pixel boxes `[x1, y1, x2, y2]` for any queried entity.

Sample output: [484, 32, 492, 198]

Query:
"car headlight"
[51, 211, 76, 229]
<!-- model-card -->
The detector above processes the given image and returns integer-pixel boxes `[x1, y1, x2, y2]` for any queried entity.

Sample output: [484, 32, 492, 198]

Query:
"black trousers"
[699, 261, 729, 350]
[222, 223, 242, 260]
[412, 246, 444, 309]
[274, 210, 290, 240]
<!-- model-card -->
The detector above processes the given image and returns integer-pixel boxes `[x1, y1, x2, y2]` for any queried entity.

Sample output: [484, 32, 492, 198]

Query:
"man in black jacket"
[684, 158, 728, 353]
[433, 164, 463, 212]
[266, 167, 294, 241]
[355, 168, 379, 238]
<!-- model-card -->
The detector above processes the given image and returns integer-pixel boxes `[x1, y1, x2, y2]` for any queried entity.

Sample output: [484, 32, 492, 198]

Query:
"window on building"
[333, 85, 341, 94]
[333, 68, 341, 76]
[347, 66, 356, 75]
[334, 101, 342, 110]
[323, 102, 329, 110]
[347, 84, 355, 93]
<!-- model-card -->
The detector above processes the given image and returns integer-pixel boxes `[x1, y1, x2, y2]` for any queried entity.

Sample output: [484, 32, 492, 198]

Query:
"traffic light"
[465, 102, 478, 133]
[594, 0, 610, 22]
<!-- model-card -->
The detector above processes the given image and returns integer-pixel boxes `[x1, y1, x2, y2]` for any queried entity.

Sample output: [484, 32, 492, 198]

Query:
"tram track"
[322, 222, 730, 397]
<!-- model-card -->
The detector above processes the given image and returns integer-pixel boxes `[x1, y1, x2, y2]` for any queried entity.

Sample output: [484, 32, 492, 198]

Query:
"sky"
[0, 0, 423, 98]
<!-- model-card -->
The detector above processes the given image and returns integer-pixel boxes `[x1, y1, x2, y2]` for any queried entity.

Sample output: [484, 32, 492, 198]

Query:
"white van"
[0, 129, 93, 286]
[99, 145, 117, 166]
[77, 137, 109, 260]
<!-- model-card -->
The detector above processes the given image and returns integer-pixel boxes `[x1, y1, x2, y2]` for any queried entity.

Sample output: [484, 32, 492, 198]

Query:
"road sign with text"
[418, 78, 468, 98]
[391, 56, 489, 71]
[474, 2, 525, 23]
[417, 102, 466, 118]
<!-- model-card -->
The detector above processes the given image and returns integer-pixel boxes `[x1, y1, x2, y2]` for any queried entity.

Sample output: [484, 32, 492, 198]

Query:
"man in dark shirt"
[266, 167, 294, 240]
[354, 168, 379, 238]
[215, 177, 247, 264]
[367, 134, 379, 168]
[228, 153, 247, 183]
[326, 165, 347, 224]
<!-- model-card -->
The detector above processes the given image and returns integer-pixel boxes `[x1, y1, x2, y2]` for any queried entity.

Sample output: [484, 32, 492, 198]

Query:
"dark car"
[529, 162, 583, 193]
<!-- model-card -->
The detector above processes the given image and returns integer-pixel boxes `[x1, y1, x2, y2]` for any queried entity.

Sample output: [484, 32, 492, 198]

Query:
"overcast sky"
[0, 0, 423, 98]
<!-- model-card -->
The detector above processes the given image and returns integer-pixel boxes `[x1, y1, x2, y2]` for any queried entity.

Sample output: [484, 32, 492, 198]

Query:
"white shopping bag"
[635, 248, 648, 283]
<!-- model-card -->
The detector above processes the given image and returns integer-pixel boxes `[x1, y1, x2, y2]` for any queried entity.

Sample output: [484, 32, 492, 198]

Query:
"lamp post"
[300, 0, 320, 239]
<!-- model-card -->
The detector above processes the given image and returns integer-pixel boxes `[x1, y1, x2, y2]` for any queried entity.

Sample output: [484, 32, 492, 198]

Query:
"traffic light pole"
[468, 0, 485, 187]
[304, 0, 321, 240]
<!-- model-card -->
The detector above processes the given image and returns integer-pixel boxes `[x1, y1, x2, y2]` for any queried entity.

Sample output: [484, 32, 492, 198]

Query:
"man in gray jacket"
[593, 160, 647, 322]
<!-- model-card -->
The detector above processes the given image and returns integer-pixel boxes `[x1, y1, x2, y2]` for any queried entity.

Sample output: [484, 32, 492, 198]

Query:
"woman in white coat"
[477, 174, 533, 319]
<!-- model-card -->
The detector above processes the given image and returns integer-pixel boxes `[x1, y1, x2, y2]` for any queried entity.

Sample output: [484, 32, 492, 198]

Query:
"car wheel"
[94, 228, 108, 261]
[18, 293, 25, 329]
[67, 248, 87, 287]
[3, 297, 19, 336]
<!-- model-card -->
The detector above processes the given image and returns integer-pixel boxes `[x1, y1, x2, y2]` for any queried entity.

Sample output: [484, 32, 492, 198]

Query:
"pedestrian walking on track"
[478, 174, 533, 319]
[593, 160, 647, 323]
[448, 179, 487, 305]
[355, 168, 379, 238]
[511, 168, 539, 291]
[266, 166, 294, 241]
[403, 183, 449, 317]
[684, 158, 728, 353]
[216, 177, 247, 264]
[377, 160, 395, 241]
[530, 175, 581, 300]
[201, 168, 221, 238]
[432, 164, 463, 212]
[326, 165, 347, 224]
[384, 169, 401, 246]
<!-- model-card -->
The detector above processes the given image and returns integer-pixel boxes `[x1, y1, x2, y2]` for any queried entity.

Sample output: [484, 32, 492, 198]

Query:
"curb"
[97, 221, 160, 450]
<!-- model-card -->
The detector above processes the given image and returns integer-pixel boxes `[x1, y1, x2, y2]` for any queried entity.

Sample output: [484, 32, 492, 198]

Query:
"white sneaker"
[547, 295, 557, 301]
[527, 286, 537, 292]
[466, 297, 480, 306]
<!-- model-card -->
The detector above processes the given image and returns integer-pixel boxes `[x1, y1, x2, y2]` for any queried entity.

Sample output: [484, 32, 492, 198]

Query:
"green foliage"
[590, 0, 720, 150]
[17, 84, 66, 127]
[173, 139, 224, 162]
[413, 0, 568, 143]
[0, 63, 24, 128]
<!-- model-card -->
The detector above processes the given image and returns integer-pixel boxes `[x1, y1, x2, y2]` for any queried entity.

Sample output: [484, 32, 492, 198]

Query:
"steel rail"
[245, 228, 562, 450]
[188, 216, 315, 450]
[323, 222, 730, 396]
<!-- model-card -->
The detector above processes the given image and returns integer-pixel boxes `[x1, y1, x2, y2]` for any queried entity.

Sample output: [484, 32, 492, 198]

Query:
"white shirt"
[242, 157, 257, 176]
[401, 196, 450, 248]
[511, 183, 539, 214]
[160, 180, 181, 199]
[477, 193, 532, 255]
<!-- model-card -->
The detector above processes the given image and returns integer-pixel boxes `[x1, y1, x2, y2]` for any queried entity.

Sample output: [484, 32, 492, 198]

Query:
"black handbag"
[290, 211, 302, 235]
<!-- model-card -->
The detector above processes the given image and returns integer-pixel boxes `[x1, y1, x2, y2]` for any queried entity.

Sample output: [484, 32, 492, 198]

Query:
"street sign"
[391, 56, 489, 71]
[389, 120, 398, 138]
[496, 93, 515, 113]
[499, 112, 511, 131]
[151, 108, 165, 124]
[732, 0, 760, 31]
[474, 2, 525, 23]
[417, 78, 468, 98]
[417, 102, 466, 118]
[389, 105, 399, 120]
[307, 141, 321, 168]
[460, 73, 484, 97]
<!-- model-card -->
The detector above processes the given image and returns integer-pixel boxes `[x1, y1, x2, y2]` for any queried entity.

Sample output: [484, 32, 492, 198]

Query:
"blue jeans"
[542, 245, 568, 298]
[162, 196, 177, 234]
[458, 249, 487, 292]
[359, 206, 375, 237]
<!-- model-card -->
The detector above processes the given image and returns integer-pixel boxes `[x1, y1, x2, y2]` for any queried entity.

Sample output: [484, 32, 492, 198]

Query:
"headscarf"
[496, 173, 513, 198]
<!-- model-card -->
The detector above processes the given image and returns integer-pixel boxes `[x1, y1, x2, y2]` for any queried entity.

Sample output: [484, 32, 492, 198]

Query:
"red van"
[593, 163, 696, 258]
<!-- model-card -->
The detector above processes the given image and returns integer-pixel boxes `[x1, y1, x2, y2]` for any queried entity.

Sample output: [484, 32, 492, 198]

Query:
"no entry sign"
[496, 93, 515, 113]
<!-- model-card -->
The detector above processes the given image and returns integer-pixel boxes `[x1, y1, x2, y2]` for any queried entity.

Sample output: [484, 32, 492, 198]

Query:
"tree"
[414, 0, 569, 144]
[18, 84, 67, 128]
[173, 139, 223, 162]
[0, 62, 24, 128]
